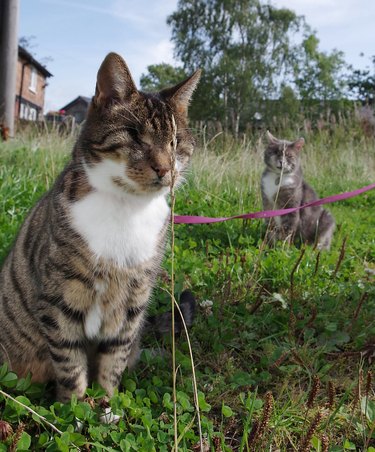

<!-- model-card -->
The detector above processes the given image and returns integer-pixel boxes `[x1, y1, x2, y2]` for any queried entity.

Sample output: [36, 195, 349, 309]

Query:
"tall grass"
[191, 127, 375, 195]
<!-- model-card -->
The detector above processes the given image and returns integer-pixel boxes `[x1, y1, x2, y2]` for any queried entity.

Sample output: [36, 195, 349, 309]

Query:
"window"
[29, 67, 37, 92]
[29, 108, 37, 120]
[20, 103, 25, 119]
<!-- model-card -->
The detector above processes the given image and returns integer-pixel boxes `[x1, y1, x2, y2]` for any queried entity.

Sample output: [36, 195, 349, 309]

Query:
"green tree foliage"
[164, 0, 351, 133]
[293, 32, 348, 101]
[348, 56, 375, 104]
[140, 63, 187, 92]
[167, 0, 302, 135]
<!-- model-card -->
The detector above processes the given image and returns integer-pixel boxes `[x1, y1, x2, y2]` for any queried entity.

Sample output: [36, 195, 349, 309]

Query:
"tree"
[347, 56, 375, 104]
[293, 32, 347, 101]
[167, 0, 303, 135]
[18, 35, 53, 67]
[140, 63, 187, 92]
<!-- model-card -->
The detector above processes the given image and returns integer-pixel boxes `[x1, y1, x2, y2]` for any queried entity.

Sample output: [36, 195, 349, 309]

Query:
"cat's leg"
[36, 300, 89, 402]
[279, 212, 300, 245]
[96, 305, 147, 397]
[96, 330, 140, 397]
[264, 218, 278, 246]
[51, 347, 89, 402]
[316, 210, 335, 250]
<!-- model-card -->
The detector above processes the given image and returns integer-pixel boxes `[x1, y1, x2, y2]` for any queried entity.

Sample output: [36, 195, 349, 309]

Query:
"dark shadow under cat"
[261, 131, 335, 250]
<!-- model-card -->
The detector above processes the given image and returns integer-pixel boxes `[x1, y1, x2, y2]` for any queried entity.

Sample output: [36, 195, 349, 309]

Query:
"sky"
[19, 0, 375, 112]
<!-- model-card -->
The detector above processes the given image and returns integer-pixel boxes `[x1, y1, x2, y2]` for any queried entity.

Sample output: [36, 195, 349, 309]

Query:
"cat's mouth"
[275, 163, 293, 173]
[151, 171, 177, 189]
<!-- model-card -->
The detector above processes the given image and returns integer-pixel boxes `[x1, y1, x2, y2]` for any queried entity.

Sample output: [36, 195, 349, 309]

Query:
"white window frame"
[29, 67, 37, 93]
[20, 103, 25, 119]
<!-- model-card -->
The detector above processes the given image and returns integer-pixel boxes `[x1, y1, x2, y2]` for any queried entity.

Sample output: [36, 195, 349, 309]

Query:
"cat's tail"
[145, 290, 196, 335]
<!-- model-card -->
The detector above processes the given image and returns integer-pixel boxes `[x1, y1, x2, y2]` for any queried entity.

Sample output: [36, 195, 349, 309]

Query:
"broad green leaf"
[16, 431, 31, 450]
[222, 403, 234, 418]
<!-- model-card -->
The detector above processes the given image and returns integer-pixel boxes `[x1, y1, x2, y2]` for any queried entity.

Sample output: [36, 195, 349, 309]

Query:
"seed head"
[307, 375, 320, 409]
[299, 411, 323, 452]
[0, 420, 13, 441]
[327, 381, 335, 410]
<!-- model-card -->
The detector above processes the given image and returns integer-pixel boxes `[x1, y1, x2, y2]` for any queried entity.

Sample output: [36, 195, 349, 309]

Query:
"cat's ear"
[293, 137, 305, 152]
[94, 53, 138, 107]
[160, 70, 201, 115]
[266, 131, 280, 146]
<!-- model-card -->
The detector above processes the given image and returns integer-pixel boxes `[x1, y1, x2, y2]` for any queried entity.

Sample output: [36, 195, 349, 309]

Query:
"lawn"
[0, 125, 374, 451]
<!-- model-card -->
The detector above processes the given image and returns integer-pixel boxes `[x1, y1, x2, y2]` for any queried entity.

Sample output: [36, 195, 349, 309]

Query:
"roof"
[61, 96, 92, 111]
[18, 45, 53, 78]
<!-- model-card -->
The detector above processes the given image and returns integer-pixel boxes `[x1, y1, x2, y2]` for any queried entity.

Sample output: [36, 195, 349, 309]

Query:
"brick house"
[16, 45, 52, 121]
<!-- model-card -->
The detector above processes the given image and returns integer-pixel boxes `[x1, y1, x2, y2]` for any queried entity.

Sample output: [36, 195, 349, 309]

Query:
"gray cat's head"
[80, 53, 201, 196]
[264, 131, 304, 174]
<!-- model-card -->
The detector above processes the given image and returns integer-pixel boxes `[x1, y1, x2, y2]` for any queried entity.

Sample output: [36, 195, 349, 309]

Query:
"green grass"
[0, 126, 374, 451]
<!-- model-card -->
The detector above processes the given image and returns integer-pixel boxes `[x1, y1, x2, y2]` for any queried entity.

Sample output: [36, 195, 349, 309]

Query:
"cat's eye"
[126, 127, 143, 145]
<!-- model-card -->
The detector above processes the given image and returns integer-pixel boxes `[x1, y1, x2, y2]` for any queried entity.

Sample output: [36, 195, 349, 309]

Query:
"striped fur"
[0, 53, 200, 402]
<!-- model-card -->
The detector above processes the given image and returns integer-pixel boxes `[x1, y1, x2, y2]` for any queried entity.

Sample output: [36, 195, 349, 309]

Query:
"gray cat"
[261, 131, 335, 249]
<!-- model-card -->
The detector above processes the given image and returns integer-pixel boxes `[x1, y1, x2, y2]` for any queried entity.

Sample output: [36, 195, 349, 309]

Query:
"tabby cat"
[261, 131, 335, 249]
[0, 53, 200, 402]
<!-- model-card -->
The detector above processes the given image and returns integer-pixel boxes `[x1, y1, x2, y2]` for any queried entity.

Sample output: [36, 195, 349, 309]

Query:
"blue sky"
[19, 0, 375, 112]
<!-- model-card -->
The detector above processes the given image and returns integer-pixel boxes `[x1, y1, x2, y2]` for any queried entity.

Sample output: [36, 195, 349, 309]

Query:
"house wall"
[65, 100, 89, 123]
[15, 57, 47, 120]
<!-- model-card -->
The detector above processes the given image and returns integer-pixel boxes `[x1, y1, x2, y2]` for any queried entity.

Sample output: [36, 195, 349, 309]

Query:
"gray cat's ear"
[293, 137, 305, 152]
[266, 130, 280, 145]
[94, 53, 138, 107]
[160, 69, 201, 114]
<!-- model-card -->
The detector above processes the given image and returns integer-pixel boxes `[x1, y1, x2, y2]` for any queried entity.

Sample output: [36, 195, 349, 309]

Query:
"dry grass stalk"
[333, 236, 347, 277]
[306, 306, 317, 328]
[289, 311, 297, 338]
[271, 350, 290, 369]
[299, 411, 323, 452]
[365, 370, 373, 397]
[349, 292, 369, 332]
[290, 248, 306, 302]
[313, 250, 321, 276]
[364, 369, 374, 450]
[0, 389, 64, 437]
[248, 285, 265, 315]
[290, 348, 304, 367]
[352, 368, 363, 410]
[327, 381, 336, 410]
[307, 376, 321, 409]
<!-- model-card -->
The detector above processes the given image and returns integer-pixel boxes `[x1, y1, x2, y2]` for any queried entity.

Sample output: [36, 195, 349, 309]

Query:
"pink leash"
[173, 182, 375, 225]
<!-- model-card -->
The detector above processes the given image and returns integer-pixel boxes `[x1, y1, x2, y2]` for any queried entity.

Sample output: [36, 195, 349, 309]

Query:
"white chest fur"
[71, 191, 169, 267]
[262, 171, 296, 202]
[70, 159, 169, 268]
[84, 282, 106, 339]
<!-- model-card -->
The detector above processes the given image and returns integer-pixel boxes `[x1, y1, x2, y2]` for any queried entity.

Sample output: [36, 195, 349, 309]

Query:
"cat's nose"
[152, 165, 170, 179]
